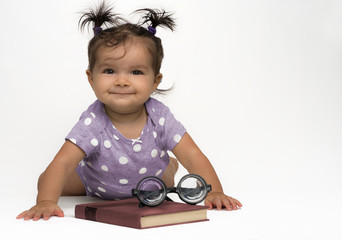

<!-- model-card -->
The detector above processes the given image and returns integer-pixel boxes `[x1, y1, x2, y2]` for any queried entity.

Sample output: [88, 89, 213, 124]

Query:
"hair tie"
[93, 26, 103, 35]
[148, 26, 156, 35]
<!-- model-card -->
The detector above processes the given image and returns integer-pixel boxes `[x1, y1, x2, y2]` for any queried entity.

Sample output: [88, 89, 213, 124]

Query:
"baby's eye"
[132, 70, 143, 75]
[104, 69, 115, 74]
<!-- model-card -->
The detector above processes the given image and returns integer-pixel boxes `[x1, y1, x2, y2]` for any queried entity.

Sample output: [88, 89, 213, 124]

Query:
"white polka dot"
[84, 118, 92, 125]
[87, 186, 92, 193]
[101, 165, 108, 172]
[100, 181, 106, 185]
[119, 156, 128, 165]
[133, 144, 141, 152]
[91, 138, 98, 147]
[153, 131, 157, 138]
[104, 140, 111, 148]
[90, 112, 96, 118]
[139, 167, 147, 174]
[151, 149, 158, 158]
[160, 151, 165, 158]
[152, 108, 155, 112]
[80, 160, 85, 167]
[98, 187, 106, 192]
[70, 138, 77, 144]
[95, 192, 101, 197]
[113, 135, 119, 140]
[119, 179, 128, 184]
[174, 134, 182, 143]
[159, 117, 165, 126]
[156, 169, 163, 176]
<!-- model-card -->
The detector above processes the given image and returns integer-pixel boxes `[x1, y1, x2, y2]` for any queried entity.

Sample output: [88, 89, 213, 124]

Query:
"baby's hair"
[78, 2, 124, 34]
[78, 1, 176, 94]
[136, 8, 176, 33]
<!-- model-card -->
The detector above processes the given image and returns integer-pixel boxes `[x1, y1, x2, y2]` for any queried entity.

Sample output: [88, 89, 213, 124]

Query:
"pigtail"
[135, 8, 176, 34]
[78, 1, 123, 35]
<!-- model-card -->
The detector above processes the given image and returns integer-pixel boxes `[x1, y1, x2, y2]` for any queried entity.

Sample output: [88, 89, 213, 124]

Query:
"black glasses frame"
[131, 174, 212, 207]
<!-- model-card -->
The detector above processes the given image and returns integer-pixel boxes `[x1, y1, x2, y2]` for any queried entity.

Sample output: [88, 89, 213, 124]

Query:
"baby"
[17, 2, 242, 221]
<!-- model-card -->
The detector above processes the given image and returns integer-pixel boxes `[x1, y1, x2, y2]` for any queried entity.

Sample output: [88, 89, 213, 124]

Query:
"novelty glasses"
[131, 174, 212, 207]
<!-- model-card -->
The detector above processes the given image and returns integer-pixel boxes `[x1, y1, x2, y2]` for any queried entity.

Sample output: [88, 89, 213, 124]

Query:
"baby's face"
[87, 38, 162, 115]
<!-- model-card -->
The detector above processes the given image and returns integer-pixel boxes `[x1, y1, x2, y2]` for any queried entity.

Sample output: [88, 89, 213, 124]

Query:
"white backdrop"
[1, 0, 341, 239]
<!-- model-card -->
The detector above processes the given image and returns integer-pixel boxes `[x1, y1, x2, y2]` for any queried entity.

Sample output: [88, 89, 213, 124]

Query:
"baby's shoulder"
[145, 97, 172, 117]
[77, 100, 107, 133]
[146, 97, 179, 129]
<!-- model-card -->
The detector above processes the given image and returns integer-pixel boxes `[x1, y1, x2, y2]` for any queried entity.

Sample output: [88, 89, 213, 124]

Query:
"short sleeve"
[65, 112, 101, 157]
[159, 105, 187, 151]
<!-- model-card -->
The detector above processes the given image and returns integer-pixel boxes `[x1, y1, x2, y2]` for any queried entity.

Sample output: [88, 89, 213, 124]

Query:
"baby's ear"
[152, 73, 163, 92]
[155, 73, 163, 85]
[86, 69, 94, 88]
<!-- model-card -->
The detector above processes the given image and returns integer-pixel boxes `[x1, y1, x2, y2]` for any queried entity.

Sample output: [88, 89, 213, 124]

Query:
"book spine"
[75, 205, 142, 229]
[83, 207, 97, 221]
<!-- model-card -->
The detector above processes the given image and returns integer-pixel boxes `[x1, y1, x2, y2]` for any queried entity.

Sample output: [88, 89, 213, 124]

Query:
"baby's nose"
[115, 75, 130, 86]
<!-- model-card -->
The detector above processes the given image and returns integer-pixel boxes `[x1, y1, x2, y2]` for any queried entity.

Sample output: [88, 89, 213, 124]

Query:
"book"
[75, 198, 209, 229]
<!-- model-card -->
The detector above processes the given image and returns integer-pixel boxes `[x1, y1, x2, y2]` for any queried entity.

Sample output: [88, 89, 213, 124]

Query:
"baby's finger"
[230, 197, 243, 210]
[42, 209, 53, 220]
[204, 200, 213, 210]
[226, 197, 239, 210]
[24, 210, 35, 220]
[16, 210, 29, 219]
[53, 208, 64, 218]
[213, 197, 223, 210]
[33, 210, 44, 221]
[221, 197, 233, 211]
[235, 198, 243, 208]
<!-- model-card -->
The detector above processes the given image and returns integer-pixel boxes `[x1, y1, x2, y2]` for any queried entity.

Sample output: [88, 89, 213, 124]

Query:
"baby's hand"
[16, 200, 64, 221]
[205, 192, 242, 211]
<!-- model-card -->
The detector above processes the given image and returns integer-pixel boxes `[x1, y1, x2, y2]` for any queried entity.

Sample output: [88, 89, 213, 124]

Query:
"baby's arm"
[17, 141, 85, 220]
[172, 133, 242, 210]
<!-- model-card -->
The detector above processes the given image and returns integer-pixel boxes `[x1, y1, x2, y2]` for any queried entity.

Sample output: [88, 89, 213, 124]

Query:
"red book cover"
[75, 198, 209, 229]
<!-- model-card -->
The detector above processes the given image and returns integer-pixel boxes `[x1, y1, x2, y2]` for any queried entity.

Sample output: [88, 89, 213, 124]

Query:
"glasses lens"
[178, 175, 208, 204]
[136, 177, 166, 206]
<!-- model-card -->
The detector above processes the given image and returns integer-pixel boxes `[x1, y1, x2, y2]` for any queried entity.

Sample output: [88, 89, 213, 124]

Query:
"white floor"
[4, 189, 342, 240]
